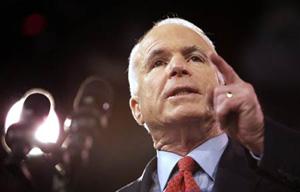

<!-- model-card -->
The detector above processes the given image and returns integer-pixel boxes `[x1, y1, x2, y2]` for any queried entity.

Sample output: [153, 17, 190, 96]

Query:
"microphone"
[3, 90, 52, 188]
[59, 76, 113, 192]
[72, 76, 113, 129]
[4, 91, 51, 159]
[62, 76, 113, 166]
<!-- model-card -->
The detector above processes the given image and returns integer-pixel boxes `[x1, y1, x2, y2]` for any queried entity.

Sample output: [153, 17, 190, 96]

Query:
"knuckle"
[240, 82, 254, 97]
[245, 82, 254, 91]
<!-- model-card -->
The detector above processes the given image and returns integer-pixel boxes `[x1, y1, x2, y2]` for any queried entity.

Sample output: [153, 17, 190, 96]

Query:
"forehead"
[139, 24, 213, 57]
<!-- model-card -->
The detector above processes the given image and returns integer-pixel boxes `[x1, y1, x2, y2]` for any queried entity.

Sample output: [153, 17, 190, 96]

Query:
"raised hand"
[210, 52, 264, 155]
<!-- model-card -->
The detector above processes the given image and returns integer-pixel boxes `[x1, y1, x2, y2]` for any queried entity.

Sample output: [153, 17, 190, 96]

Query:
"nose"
[168, 56, 190, 78]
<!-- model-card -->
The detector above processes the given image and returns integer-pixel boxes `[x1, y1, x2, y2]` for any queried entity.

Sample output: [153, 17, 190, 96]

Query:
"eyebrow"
[180, 45, 207, 58]
[146, 45, 205, 59]
[143, 45, 207, 68]
[146, 49, 167, 61]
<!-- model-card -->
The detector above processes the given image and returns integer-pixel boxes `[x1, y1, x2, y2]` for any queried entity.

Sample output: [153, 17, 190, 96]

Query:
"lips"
[165, 86, 199, 98]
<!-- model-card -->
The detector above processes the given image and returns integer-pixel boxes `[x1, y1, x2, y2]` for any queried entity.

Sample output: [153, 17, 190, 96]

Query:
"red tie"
[165, 156, 201, 192]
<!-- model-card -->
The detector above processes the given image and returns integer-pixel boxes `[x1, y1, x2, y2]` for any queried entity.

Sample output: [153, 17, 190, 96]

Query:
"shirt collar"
[156, 133, 228, 191]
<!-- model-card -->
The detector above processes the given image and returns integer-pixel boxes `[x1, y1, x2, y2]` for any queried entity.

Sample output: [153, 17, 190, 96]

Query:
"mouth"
[166, 86, 200, 98]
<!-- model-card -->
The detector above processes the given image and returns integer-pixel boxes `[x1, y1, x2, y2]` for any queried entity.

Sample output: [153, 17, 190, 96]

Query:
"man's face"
[130, 24, 219, 129]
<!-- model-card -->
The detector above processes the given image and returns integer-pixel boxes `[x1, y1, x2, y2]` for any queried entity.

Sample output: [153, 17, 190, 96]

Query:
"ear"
[129, 96, 144, 125]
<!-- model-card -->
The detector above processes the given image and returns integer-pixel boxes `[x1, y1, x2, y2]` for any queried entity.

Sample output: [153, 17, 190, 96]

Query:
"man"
[118, 17, 300, 192]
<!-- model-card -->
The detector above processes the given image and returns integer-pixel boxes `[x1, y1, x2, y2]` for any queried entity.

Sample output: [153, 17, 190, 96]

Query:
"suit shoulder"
[116, 177, 142, 192]
[116, 157, 157, 192]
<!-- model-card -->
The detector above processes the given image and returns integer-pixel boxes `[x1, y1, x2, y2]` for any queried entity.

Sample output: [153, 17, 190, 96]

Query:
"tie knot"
[178, 156, 196, 172]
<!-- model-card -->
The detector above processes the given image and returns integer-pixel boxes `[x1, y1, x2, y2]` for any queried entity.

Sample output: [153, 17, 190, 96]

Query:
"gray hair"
[128, 17, 216, 97]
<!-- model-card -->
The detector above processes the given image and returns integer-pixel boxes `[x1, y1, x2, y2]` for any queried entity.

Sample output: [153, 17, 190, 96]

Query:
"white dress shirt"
[149, 133, 228, 192]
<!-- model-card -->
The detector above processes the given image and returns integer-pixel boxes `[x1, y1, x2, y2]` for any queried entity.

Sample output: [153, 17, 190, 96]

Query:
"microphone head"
[73, 76, 113, 116]
[3, 88, 58, 156]
[22, 93, 51, 124]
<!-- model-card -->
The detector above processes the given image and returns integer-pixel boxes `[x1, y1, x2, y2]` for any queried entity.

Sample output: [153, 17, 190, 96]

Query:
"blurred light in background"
[4, 89, 60, 156]
[22, 13, 47, 37]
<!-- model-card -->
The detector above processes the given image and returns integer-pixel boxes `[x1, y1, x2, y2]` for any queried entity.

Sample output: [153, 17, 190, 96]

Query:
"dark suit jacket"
[117, 118, 300, 192]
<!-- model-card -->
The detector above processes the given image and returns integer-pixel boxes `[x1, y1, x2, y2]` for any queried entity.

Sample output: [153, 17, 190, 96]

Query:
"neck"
[150, 119, 223, 156]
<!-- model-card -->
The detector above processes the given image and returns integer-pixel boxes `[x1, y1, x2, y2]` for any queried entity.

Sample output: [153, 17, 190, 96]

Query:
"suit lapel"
[138, 157, 157, 192]
[213, 139, 259, 192]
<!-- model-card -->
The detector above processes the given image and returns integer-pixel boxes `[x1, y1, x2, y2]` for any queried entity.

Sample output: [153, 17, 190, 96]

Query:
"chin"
[164, 104, 213, 124]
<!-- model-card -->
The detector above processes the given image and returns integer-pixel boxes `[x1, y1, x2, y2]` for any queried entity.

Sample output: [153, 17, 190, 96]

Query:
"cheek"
[143, 70, 165, 97]
[140, 80, 156, 100]
[138, 75, 160, 110]
[140, 71, 166, 114]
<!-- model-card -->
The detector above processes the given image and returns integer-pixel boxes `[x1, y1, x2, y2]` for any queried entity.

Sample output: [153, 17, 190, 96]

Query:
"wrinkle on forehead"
[137, 24, 213, 69]
[132, 23, 222, 86]
[152, 24, 212, 47]
[140, 24, 214, 59]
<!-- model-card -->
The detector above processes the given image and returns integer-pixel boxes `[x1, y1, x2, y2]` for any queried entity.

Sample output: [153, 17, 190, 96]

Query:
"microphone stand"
[60, 76, 112, 192]
[60, 107, 109, 192]
[2, 121, 40, 192]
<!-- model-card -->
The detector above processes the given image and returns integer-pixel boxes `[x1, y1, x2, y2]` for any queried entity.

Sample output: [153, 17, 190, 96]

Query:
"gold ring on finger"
[226, 92, 233, 98]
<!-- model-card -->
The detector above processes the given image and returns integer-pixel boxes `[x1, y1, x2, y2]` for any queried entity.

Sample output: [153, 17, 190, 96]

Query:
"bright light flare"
[29, 147, 44, 156]
[4, 98, 26, 132]
[35, 109, 60, 143]
[4, 88, 60, 156]
[64, 117, 71, 132]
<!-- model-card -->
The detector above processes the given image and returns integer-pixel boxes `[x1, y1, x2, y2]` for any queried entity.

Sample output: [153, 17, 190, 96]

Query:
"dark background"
[0, 0, 300, 191]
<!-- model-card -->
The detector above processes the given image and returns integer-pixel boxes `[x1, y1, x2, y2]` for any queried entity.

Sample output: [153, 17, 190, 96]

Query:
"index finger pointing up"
[209, 52, 241, 84]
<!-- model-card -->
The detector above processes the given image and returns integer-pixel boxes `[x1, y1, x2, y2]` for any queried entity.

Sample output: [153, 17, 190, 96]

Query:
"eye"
[151, 60, 166, 69]
[188, 55, 205, 63]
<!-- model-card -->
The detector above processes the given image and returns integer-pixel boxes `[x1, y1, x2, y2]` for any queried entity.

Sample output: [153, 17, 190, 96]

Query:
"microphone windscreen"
[73, 76, 113, 116]
[22, 93, 51, 122]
